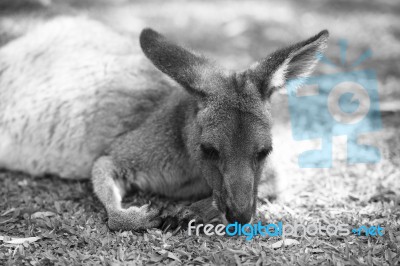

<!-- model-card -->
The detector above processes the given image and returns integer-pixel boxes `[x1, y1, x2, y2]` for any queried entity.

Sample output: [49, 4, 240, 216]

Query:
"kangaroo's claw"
[161, 215, 179, 233]
[171, 225, 182, 236]
[162, 223, 171, 233]
[160, 207, 203, 234]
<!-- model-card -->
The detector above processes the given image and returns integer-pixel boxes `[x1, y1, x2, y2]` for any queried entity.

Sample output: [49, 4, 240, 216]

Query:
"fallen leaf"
[1, 208, 17, 216]
[149, 254, 164, 263]
[4, 236, 41, 245]
[31, 211, 56, 219]
[193, 257, 205, 263]
[234, 254, 242, 266]
[17, 179, 28, 187]
[311, 248, 324, 254]
[167, 252, 181, 262]
[0, 218, 15, 224]
[18, 245, 25, 256]
[54, 201, 62, 213]
[226, 247, 248, 256]
[162, 243, 172, 250]
[271, 239, 300, 249]
[175, 249, 189, 258]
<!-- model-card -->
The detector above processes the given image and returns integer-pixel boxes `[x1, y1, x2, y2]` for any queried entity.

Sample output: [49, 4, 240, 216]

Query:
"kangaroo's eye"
[201, 144, 219, 160]
[256, 147, 272, 162]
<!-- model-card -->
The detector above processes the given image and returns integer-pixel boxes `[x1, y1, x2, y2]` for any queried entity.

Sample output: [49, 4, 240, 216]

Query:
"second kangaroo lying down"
[0, 17, 328, 231]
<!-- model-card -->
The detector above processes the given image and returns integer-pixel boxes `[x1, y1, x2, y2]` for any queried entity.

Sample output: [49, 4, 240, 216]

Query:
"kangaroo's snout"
[225, 192, 254, 224]
[225, 205, 253, 224]
[222, 161, 256, 224]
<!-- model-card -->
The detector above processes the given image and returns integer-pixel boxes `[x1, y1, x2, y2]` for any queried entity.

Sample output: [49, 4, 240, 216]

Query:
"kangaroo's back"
[0, 16, 175, 179]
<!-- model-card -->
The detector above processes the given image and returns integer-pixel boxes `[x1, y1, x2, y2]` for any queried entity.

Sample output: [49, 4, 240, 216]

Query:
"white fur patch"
[270, 60, 289, 88]
[113, 183, 123, 210]
[270, 34, 327, 91]
[270, 51, 320, 90]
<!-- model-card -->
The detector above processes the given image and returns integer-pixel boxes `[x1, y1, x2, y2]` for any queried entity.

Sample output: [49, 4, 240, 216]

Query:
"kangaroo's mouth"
[213, 194, 254, 225]
[225, 206, 253, 224]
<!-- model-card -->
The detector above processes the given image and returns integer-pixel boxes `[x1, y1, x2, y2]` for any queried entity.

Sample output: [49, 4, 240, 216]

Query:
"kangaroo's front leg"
[92, 156, 161, 230]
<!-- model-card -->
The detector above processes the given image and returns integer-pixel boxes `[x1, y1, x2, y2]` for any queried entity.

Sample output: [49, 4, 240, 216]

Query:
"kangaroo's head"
[140, 28, 328, 224]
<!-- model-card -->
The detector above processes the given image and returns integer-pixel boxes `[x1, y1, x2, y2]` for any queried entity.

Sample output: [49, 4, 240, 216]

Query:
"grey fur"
[0, 17, 328, 230]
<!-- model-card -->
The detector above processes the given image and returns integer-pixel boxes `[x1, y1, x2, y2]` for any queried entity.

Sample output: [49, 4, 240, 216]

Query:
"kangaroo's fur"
[0, 17, 170, 178]
[0, 16, 328, 230]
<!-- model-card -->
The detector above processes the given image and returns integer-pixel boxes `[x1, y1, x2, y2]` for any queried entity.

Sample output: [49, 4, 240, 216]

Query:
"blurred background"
[1, 0, 399, 108]
[1, 0, 399, 83]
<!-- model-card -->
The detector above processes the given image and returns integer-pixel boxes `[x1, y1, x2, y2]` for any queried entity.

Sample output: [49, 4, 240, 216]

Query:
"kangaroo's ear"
[250, 30, 329, 100]
[140, 28, 216, 97]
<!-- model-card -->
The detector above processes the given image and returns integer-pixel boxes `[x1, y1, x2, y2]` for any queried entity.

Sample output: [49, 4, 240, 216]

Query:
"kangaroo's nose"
[225, 207, 252, 224]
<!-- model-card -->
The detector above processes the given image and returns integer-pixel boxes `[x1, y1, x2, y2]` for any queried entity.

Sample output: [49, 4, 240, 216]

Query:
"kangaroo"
[0, 16, 328, 231]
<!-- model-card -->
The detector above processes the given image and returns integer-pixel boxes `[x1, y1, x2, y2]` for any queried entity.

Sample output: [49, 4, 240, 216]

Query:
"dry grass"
[1, 0, 400, 265]
[0, 115, 399, 265]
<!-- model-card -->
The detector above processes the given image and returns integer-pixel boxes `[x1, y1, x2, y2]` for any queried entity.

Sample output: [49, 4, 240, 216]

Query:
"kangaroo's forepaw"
[108, 204, 162, 231]
[161, 207, 203, 235]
